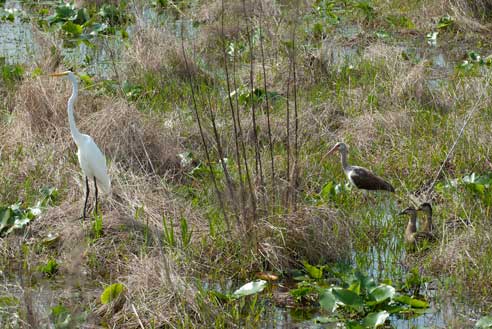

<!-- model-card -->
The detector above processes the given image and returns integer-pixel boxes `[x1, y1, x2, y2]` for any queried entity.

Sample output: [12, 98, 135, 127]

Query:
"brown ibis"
[326, 142, 395, 192]
[399, 206, 435, 248]
[417, 202, 434, 233]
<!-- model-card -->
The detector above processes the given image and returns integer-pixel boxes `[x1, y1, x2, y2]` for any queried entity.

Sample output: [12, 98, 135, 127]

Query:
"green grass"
[1, 0, 492, 327]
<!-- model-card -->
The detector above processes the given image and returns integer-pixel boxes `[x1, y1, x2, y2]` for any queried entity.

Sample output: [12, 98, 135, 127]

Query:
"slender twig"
[131, 304, 145, 329]
[291, 22, 299, 211]
[285, 51, 292, 209]
[232, 40, 257, 225]
[242, 0, 265, 191]
[427, 89, 485, 194]
[258, 5, 276, 205]
[180, 23, 230, 232]
[204, 90, 241, 225]
[221, 0, 246, 223]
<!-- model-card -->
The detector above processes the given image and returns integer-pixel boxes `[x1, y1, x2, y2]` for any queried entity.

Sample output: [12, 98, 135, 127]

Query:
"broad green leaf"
[0, 208, 14, 234]
[100, 283, 125, 304]
[348, 281, 361, 295]
[332, 288, 364, 307]
[55, 3, 76, 19]
[394, 295, 429, 308]
[355, 271, 377, 291]
[303, 261, 323, 279]
[319, 289, 337, 312]
[368, 284, 395, 304]
[362, 311, 389, 328]
[476, 316, 492, 328]
[62, 21, 83, 36]
[233, 280, 266, 298]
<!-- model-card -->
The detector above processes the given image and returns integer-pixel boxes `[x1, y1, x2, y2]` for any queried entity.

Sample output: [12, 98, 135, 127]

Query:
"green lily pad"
[476, 315, 492, 328]
[303, 261, 323, 280]
[394, 295, 429, 308]
[368, 284, 395, 304]
[233, 280, 266, 298]
[319, 288, 337, 312]
[332, 288, 364, 307]
[362, 311, 389, 328]
[62, 21, 83, 36]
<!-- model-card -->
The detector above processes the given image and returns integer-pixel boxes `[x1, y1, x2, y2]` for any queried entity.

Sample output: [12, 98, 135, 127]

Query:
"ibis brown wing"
[350, 167, 395, 192]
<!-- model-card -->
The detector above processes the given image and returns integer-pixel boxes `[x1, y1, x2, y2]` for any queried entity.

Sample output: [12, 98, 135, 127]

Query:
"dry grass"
[260, 206, 351, 271]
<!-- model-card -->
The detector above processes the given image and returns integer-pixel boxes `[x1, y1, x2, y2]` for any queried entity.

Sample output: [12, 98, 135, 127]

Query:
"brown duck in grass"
[418, 202, 470, 231]
[399, 206, 436, 249]
[326, 142, 395, 193]
[417, 202, 434, 233]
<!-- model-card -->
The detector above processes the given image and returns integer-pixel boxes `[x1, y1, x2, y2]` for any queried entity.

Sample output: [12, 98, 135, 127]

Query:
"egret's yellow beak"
[49, 71, 70, 77]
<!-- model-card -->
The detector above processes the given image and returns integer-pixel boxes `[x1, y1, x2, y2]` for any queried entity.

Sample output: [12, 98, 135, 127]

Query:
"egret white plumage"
[50, 71, 110, 219]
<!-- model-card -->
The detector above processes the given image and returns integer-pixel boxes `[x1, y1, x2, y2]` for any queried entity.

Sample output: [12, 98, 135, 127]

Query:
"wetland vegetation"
[2, 0, 492, 327]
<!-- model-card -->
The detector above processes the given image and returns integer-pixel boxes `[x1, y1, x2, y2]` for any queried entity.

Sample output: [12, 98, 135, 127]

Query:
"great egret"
[50, 71, 110, 219]
[326, 142, 395, 192]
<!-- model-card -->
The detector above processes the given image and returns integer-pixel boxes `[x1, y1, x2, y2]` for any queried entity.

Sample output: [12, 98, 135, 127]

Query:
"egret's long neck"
[340, 149, 350, 171]
[67, 75, 82, 145]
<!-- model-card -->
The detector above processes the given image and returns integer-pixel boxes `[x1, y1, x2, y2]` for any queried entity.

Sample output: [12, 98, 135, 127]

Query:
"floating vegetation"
[0, 187, 57, 237]
[286, 263, 429, 327]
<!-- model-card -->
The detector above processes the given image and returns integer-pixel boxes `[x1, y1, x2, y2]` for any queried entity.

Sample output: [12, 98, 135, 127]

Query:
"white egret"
[50, 71, 111, 219]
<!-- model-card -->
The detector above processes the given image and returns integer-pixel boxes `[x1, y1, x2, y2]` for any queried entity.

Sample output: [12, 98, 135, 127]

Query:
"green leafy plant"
[38, 258, 59, 277]
[0, 187, 57, 237]
[288, 269, 429, 327]
[100, 283, 125, 304]
[162, 215, 176, 247]
[437, 15, 454, 30]
[90, 211, 103, 238]
[476, 315, 492, 328]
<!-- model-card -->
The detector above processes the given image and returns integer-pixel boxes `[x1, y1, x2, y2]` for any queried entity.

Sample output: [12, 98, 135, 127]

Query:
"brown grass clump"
[8, 76, 103, 143]
[80, 100, 183, 177]
[125, 23, 212, 84]
[259, 206, 351, 271]
[428, 223, 492, 303]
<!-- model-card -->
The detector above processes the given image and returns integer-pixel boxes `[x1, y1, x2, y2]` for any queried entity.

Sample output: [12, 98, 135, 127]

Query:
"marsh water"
[0, 2, 483, 328]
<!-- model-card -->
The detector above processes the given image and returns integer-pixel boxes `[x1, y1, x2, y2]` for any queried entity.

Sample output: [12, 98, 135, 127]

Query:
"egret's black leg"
[83, 176, 90, 220]
[94, 177, 98, 215]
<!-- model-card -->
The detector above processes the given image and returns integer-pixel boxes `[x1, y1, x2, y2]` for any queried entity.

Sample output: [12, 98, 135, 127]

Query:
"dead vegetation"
[3, 0, 492, 327]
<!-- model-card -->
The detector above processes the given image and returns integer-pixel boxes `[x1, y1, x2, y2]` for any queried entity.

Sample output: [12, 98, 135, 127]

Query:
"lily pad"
[319, 288, 337, 312]
[394, 295, 428, 308]
[332, 288, 364, 307]
[362, 311, 389, 328]
[476, 315, 492, 328]
[303, 261, 323, 279]
[233, 280, 267, 298]
[368, 284, 395, 304]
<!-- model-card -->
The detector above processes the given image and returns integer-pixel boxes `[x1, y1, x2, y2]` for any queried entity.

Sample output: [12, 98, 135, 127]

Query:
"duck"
[417, 202, 434, 233]
[399, 206, 436, 249]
